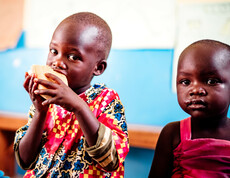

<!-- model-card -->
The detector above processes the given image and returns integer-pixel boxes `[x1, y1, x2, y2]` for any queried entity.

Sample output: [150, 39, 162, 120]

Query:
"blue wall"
[0, 47, 190, 126]
[94, 49, 189, 125]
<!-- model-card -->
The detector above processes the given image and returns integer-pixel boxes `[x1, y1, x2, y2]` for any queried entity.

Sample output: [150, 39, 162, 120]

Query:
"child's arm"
[34, 75, 129, 171]
[14, 72, 49, 168]
[148, 121, 180, 178]
[15, 72, 100, 168]
[34, 73, 101, 146]
[85, 98, 129, 171]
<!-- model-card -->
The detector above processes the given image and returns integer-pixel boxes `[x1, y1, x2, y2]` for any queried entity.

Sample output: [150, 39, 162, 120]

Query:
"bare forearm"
[19, 111, 47, 166]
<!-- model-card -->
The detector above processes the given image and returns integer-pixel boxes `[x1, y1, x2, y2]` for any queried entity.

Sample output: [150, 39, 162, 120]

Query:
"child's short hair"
[63, 12, 112, 60]
[190, 39, 230, 51]
[179, 39, 230, 66]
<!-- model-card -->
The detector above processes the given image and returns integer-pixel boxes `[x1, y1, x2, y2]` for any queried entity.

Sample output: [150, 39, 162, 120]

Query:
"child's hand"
[34, 73, 79, 112]
[23, 72, 49, 113]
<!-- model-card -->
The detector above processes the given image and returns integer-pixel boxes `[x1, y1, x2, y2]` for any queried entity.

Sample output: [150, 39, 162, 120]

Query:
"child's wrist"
[34, 109, 47, 119]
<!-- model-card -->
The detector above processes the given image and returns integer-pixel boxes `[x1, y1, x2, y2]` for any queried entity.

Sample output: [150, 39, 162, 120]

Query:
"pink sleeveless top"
[172, 117, 230, 178]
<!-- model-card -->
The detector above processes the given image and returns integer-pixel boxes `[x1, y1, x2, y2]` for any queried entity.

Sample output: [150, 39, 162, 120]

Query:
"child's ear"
[93, 60, 107, 76]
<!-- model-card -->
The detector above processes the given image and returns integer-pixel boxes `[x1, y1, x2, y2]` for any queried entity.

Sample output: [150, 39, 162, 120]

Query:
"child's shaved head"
[179, 39, 230, 68]
[190, 39, 230, 53]
[59, 12, 112, 61]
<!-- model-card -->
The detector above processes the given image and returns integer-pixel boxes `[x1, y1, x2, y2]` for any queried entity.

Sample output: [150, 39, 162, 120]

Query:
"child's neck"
[74, 84, 91, 95]
[191, 115, 229, 129]
[191, 116, 230, 140]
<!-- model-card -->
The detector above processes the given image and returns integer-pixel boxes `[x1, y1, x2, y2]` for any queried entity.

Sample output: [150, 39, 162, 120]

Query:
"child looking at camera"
[149, 39, 230, 178]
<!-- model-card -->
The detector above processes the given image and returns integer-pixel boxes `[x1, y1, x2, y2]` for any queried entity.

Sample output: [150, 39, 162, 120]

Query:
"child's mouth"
[186, 99, 207, 109]
[52, 67, 66, 76]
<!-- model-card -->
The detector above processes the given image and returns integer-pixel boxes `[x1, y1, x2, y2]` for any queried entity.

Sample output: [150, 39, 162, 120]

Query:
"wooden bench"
[0, 112, 27, 177]
[0, 111, 161, 177]
[128, 124, 162, 149]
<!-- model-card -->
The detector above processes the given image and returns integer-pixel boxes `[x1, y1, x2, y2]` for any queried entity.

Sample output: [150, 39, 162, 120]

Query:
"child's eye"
[68, 54, 81, 61]
[207, 78, 220, 85]
[50, 49, 57, 55]
[179, 79, 190, 86]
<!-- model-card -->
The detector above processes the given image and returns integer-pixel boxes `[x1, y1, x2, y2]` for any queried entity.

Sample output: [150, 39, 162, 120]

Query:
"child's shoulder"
[86, 83, 120, 101]
[159, 121, 181, 149]
[92, 83, 119, 95]
[161, 121, 180, 136]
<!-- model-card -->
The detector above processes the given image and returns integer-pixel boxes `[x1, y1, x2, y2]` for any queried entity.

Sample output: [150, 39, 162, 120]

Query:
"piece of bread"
[30, 65, 68, 99]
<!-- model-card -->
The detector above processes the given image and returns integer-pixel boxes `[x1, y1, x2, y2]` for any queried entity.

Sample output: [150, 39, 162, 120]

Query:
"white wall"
[24, 0, 176, 49]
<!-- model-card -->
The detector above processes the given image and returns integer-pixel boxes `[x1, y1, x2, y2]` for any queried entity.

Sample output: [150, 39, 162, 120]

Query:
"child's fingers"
[28, 74, 35, 93]
[31, 82, 39, 101]
[34, 88, 56, 98]
[35, 78, 58, 89]
[41, 95, 58, 106]
[23, 75, 31, 92]
[25, 72, 29, 78]
[41, 98, 52, 106]
[31, 80, 38, 93]
[44, 73, 65, 85]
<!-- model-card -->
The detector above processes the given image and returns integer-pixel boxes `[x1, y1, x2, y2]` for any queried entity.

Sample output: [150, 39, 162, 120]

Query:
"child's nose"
[189, 84, 207, 96]
[52, 60, 67, 70]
